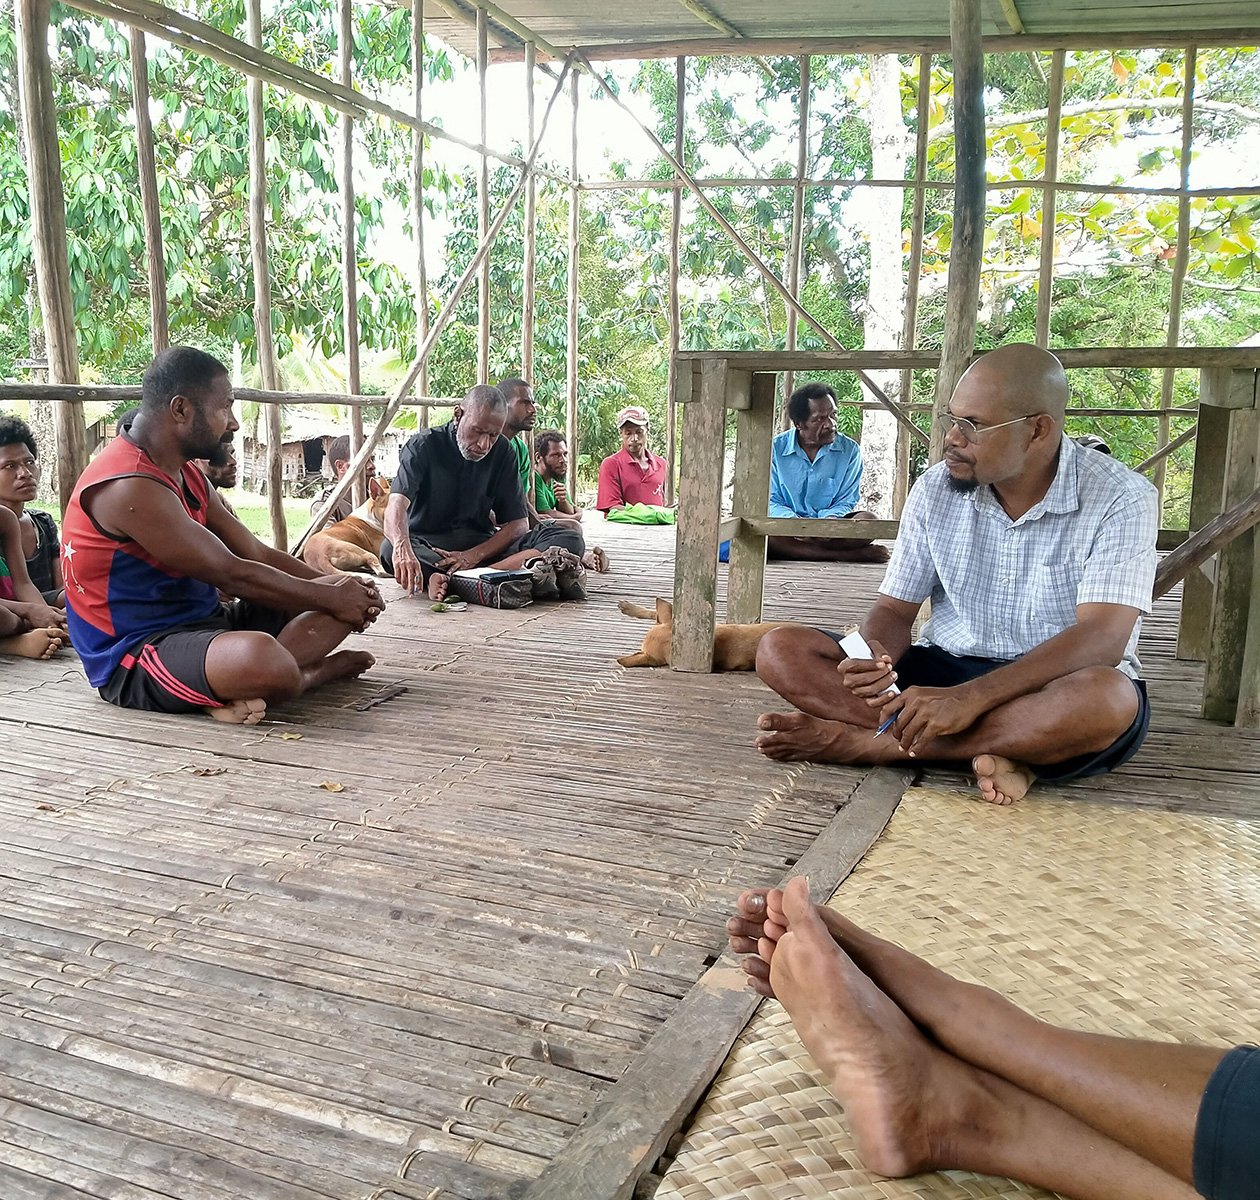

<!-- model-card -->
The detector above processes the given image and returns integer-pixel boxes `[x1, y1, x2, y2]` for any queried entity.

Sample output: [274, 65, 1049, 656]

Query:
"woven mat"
[655, 787, 1260, 1200]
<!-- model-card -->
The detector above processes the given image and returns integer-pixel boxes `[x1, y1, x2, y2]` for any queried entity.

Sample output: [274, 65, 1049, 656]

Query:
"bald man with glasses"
[754, 343, 1158, 804]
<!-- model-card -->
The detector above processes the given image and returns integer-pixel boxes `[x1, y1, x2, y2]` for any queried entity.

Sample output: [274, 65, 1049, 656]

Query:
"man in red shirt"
[596, 406, 669, 515]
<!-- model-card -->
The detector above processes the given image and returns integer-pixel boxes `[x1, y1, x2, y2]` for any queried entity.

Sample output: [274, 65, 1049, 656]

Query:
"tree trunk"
[858, 55, 910, 517]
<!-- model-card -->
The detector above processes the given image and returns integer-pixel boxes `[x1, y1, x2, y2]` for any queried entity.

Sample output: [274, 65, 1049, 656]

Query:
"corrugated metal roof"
[409, 0, 1260, 61]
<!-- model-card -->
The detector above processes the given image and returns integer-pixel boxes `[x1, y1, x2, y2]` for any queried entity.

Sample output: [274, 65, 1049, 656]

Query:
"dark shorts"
[382, 522, 585, 584]
[100, 601, 290, 714]
[821, 636, 1150, 782]
[1194, 1044, 1260, 1200]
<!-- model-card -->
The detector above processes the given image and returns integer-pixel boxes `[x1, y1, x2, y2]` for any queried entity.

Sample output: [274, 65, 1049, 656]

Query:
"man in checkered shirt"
[755, 343, 1157, 803]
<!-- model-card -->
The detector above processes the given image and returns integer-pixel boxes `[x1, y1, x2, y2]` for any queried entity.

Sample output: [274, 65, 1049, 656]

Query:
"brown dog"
[301, 477, 391, 576]
[617, 598, 793, 670]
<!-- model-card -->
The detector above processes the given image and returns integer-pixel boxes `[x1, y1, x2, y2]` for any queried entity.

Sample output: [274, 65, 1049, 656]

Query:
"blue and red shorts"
[99, 600, 289, 713]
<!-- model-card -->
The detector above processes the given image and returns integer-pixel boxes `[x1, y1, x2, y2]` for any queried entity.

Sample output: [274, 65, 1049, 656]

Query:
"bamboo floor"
[0, 517, 1256, 1200]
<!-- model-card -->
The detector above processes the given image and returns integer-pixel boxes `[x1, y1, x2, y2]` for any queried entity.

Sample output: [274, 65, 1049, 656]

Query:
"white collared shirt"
[880, 435, 1158, 678]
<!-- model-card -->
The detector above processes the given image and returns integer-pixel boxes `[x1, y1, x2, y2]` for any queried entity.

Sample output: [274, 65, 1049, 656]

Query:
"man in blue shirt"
[766, 382, 888, 563]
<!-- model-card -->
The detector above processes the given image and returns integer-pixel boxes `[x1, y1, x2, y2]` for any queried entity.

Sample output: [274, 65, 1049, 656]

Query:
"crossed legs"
[754, 627, 1139, 803]
[203, 611, 372, 724]
[728, 880, 1218, 1199]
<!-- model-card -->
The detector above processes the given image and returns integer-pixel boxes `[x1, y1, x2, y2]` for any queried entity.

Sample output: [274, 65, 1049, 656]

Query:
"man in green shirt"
[498, 380, 608, 573]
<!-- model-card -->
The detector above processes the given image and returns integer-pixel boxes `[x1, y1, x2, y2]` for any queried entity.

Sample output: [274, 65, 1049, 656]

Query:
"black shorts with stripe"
[99, 601, 290, 714]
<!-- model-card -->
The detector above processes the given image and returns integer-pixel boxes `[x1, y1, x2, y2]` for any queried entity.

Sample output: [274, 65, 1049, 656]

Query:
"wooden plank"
[744, 516, 901, 541]
[895, 53, 932, 516]
[566, 71, 580, 498]
[477, 5, 491, 384]
[521, 767, 911, 1200]
[1202, 405, 1259, 721]
[522, 40, 537, 385]
[412, 0, 430, 427]
[1155, 47, 1197, 517]
[128, 27, 169, 354]
[782, 55, 810, 423]
[929, 0, 985, 465]
[489, 32, 1260, 64]
[1199, 366, 1259, 409]
[1179, 401, 1230, 659]
[1156, 485, 1260, 602]
[677, 348, 1260, 370]
[664, 55, 684, 506]
[670, 359, 727, 672]
[726, 373, 776, 624]
[16, 0, 87, 513]
[339, 0, 364, 508]
[245, 0, 285, 550]
[1034, 48, 1064, 348]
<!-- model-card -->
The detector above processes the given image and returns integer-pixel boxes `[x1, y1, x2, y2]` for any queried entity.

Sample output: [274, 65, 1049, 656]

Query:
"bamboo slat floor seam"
[1, 520, 1257, 1199]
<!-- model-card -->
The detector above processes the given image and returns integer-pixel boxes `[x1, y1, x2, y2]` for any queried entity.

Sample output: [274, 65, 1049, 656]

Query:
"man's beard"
[189, 409, 228, 461]
[457, 437, 487, 461]
[945, 472, 981, 494]
[207, 436, 235, 468]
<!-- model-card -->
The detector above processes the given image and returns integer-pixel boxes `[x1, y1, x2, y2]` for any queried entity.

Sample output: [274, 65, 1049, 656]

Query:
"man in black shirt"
[382, 385, 586, 602]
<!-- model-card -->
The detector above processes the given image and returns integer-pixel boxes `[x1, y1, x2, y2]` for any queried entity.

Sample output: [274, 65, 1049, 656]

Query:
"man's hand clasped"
[434, 548, 483, 574]
[324, 574, 383, 631]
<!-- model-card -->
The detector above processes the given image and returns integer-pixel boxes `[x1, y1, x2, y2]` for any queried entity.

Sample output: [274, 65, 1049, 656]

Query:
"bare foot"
[427, 573, 449, 601]
[771, 876, 960, 1177]
[209, 698, 267, 725]
[303, 648, 375, 690]
[582, 547, 610, 573]
[973, 754, 1035, 805]
[756, 711, 889, 763]
[0, 627, 64, 660]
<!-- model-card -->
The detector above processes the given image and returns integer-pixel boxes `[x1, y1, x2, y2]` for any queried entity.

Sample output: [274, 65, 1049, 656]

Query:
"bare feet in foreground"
[756, 711, 886, 763]
[582, 546, 610, 573]
[768, 876, 973, 1177]
[973, 754, 1035, 805]
[209, 698, 267, 725]
[0, 627, 65, 660]
[427, 573, 449, 601]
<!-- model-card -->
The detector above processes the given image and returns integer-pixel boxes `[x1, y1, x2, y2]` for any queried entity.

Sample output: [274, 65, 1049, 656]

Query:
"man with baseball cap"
[596, 405, 670, 516]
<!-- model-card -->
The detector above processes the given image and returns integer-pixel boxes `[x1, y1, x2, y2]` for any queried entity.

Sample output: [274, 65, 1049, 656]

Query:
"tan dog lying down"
[301, 477, 391, 576]
[617, 598, 794, 670]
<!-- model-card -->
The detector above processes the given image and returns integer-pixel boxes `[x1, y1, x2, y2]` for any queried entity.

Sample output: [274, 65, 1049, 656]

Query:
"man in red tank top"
[63, 346, 384, 724]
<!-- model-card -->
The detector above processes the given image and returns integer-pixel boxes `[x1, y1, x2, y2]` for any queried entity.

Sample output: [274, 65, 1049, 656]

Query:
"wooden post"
[1178, 399, 1229, 660]
[1156, 46, 1197, 520]
[782, 55, 810, 427]
[664, 56, 684, 505]
[476, 5, 490, 383]
[671, 359, 727, 672]
[566, 70, 579, 499]
[128, 28, 169, 354]
[895, 53, 932, 515]
[339, 0, 364, 507]
[1034, 49, 1065, 348]
[412, 0, 429, 428]
[246, 0, 285, 550]
[929, 0, 985, 464]
[1200, 368, 1259, 722]
[16, 0, 88, 513]
[726, 373, 776, 625]
[521, 40, 537, 385]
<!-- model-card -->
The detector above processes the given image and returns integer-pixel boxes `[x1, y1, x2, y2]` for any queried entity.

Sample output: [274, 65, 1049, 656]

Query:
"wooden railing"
[669, 346, 1260, 729]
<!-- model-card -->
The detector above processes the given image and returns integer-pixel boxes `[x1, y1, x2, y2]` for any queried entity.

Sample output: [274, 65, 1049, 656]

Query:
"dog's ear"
[368, 477, 383, 500]
[654, 597, 674, 625]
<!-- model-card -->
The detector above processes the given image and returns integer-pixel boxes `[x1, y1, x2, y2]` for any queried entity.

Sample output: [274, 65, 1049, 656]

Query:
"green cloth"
[533, 473, 558, 512]
[605, 503, 676, 525]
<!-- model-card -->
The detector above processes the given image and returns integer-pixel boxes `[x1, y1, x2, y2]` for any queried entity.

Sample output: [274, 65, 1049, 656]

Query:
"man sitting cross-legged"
[765, 381, 889, 564]
[727, 879, 1250, 1200]
[533, 428, 609, 573]
[755, 343, 1157, 804]
[63, 346, 382, 725]
[382, 384, 587, 603]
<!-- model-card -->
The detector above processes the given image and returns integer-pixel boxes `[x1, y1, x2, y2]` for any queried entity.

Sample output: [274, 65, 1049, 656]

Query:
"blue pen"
[873, 710, 898, 738]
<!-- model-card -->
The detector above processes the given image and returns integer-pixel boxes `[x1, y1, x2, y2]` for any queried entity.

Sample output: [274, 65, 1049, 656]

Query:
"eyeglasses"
[937, 412, 1041, 445]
